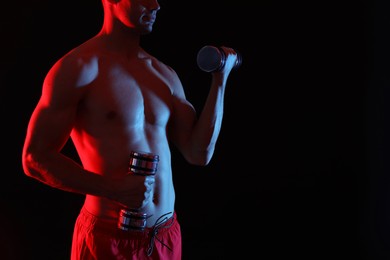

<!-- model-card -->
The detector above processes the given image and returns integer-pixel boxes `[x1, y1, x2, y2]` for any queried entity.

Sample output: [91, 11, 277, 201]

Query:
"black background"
[0, 0, 387, 259]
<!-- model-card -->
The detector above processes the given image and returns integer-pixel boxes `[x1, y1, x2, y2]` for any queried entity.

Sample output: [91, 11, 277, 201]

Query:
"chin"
[140, 25, 154, 34]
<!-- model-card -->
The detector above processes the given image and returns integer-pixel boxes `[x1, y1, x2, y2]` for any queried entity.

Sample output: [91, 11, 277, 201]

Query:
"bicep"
[160, 62, 197, 151]
[25, 99, 78, 153]
[168, 95, 197, 152]
[24, 60, 84, 153]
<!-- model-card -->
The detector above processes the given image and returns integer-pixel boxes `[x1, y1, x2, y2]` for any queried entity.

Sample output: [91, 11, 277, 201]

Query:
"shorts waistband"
[78, 206, 177, 240]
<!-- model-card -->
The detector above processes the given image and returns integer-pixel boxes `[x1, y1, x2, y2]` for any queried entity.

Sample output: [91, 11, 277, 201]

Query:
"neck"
[98, 21, 142, 53]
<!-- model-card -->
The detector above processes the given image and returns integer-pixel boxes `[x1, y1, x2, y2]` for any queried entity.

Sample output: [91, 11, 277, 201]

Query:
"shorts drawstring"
[147, 212, 174, 256]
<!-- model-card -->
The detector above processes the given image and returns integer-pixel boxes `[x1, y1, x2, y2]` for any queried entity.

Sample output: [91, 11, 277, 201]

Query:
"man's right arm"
[22, 56, 106, 194]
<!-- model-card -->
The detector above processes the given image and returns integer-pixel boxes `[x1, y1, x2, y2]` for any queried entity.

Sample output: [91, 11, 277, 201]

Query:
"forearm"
[23, 151, 114, 199]
[190, 74, 227, 164]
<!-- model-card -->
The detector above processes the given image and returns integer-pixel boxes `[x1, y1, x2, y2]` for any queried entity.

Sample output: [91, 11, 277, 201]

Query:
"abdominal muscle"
[82, 167, 176, 228]
[72, 121, 177, 226]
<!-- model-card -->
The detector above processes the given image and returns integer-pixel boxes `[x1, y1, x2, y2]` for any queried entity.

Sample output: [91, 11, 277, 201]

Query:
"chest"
[80, 62, 173, 127]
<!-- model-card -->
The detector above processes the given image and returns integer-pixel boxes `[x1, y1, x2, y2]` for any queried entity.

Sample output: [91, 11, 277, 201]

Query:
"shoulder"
[44, 40, 100, 89]
[149, 55, 176, 75]
[149, 56, 183, 91]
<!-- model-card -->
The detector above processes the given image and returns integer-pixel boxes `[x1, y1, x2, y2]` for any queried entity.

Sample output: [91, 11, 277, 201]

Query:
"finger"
[145, 176, 155, 184]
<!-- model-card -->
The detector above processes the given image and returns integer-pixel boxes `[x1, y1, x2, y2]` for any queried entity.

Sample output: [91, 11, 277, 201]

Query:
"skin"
[22, 0, 238, 227]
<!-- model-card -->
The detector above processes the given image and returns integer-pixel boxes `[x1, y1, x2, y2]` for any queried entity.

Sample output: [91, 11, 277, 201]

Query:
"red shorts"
[71, 207, 182, 260]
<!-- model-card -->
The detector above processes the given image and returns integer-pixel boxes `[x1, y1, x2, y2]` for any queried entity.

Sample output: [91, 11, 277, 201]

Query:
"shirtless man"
[21, 0, 239, 259]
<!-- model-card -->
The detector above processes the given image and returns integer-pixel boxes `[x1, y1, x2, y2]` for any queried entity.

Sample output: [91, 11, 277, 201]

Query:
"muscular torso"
[70, 51, 176, 226]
